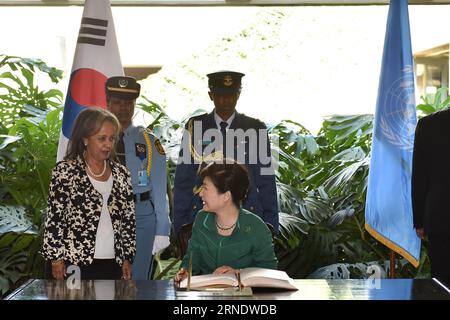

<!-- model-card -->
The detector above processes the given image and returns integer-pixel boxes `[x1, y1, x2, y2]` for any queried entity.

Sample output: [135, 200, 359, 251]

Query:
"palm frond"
[323, 157, 370, 195]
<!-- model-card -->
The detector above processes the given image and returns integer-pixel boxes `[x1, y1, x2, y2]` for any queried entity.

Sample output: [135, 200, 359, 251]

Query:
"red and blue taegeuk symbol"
[62, 68, 107, 138]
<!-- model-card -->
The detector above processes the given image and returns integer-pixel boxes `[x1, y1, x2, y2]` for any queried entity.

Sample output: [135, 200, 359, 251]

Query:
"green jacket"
[181, 208, 277, 275]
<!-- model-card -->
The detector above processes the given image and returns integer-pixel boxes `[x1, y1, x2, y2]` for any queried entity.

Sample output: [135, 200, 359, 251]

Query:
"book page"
[179, 273, 237, 289]
[239, 268, 298, 290]
[176, 287, 253, 297]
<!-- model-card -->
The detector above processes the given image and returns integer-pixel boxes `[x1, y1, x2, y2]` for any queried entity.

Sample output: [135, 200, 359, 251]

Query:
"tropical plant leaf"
[323, 157, 370, 195]
[0, 246, 28, 297]
[416, 87, 450, 118]
[307, 261, 388, 279]
[0, 233, 20, 248]
[0, 134, 21, 149]
[327, 207, 355, 227]
[278, 211, 309, 248]
[152, 254, 181, 280]
[0, 206, 36, 235]
[0, 54, 63, 130]
[11, 234, 35, 253]
[416, 103, 436, 115]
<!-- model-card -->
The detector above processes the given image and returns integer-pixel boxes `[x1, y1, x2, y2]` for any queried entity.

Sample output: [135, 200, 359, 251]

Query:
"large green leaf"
[0, 206, 36, 235]
[278, 212, 309, 249]
[307, 261, 387, 279]
[153, 254, 181, 280]
[0, 55, 63, 296]
[0, 134, 21, 149]
[0, 246, 28, 297]
[0, 54, 63, 130]
[323, 157, 370, 195]
[21, 68, 34, 89]
[0, 233, 20, 248]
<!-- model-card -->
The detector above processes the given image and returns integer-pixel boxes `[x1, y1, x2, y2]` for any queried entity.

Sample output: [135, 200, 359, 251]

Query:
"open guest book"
[178, 267, 298, 291]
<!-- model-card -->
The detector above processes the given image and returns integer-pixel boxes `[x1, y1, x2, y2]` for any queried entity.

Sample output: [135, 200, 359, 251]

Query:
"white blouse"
[89, 173, 115, 259]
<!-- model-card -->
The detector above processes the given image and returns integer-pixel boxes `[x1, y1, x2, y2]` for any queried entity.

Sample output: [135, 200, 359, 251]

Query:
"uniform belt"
[134, 191, 150, 202]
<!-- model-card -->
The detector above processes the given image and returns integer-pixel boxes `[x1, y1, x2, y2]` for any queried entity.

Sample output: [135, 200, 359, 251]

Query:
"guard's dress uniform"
[174, 71, 278, 235]
[173, 111, 279, 235]
[106, 76, 170, 280]
[119, 124, 170, 280]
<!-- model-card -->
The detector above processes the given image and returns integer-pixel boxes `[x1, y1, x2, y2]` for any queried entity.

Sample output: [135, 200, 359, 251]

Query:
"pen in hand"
[187, 252, 192, 291]
[236, 270, 242, 291]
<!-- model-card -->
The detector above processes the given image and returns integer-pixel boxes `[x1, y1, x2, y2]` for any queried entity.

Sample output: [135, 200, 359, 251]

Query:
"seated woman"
[175, 161, 277, 282]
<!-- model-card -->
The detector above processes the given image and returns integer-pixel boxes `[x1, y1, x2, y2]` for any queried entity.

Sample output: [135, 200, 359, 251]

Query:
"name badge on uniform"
[138, 170, 148, 186]
[135, 143, 146, 160]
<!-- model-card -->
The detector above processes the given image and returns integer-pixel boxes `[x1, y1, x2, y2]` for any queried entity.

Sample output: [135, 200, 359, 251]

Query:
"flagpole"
[389, 250, 396, 278]
[364, 0, 421, 271]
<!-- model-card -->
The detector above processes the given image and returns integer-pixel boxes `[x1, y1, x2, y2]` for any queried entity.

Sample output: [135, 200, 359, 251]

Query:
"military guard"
[105, 76, 170, 280]
[173, 70, 279, 235]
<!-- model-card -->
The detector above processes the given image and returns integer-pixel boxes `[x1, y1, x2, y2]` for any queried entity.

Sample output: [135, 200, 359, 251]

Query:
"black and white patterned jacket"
[42, 155, 136, 266]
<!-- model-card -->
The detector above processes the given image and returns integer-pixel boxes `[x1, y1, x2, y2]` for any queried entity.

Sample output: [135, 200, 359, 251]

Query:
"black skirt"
[44, 259, 122, 280]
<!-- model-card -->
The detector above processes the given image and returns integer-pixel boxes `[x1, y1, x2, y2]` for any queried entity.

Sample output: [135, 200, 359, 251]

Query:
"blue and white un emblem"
[379, 65, 416, 151]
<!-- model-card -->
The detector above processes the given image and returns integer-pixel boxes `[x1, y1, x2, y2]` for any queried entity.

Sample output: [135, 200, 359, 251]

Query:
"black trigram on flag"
[77, 17, 108, 46]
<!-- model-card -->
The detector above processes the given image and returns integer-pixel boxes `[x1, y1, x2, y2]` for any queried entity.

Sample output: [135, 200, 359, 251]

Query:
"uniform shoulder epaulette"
[191, 113, 208, 121]
[143, 127, 156, 137]
[241, 113, 266, 128]
[140, 127, 165, 155]
[185, 113, 208, 128]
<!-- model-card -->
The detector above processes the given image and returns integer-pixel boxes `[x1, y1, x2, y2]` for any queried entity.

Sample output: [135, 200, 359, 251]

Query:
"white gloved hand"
[152, 235, 170, 255]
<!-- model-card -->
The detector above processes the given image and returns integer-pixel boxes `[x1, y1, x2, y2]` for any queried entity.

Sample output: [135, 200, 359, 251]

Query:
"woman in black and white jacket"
[42, 108, 136, 280]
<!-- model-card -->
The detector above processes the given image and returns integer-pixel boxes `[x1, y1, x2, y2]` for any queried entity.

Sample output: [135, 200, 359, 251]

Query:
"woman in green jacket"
[175, 161, 277, 281]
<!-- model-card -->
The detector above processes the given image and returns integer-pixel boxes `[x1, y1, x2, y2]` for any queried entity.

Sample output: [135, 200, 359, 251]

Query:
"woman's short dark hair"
[65, 108, 121, 160]
[200, 161, 250, 208]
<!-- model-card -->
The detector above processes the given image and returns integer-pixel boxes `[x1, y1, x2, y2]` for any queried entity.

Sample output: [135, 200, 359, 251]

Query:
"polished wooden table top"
[5, 278, 450, 300]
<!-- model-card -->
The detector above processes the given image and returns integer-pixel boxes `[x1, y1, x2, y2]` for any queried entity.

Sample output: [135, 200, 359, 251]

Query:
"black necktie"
[220, 121, 228, 160]
[117, 132, 126, 165]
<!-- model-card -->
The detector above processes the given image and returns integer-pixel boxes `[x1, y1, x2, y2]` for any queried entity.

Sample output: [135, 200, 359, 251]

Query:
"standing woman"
[42, 108, 136, 280]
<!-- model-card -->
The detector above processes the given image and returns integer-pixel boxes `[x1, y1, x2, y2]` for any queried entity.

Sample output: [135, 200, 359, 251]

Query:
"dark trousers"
[428, 233, 450, 287]
[44, 259, 122, 280]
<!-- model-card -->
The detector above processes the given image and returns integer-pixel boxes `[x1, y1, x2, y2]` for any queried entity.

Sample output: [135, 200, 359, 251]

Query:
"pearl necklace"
[215, 218, 236, 231]
[85, 159, 107, 178]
